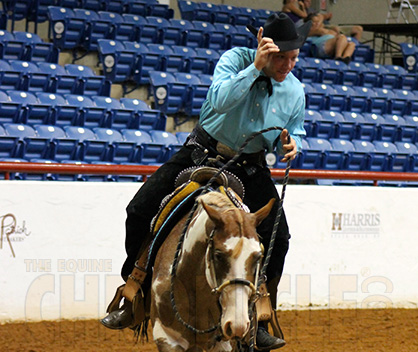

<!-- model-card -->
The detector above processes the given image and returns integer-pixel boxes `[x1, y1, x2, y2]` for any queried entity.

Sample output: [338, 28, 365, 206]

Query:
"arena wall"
[0, 181, 417, 323]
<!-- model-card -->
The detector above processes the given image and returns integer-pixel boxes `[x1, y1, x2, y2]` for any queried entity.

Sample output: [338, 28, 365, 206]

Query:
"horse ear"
[253, 198, 276, 226]
[201, 201, 224, 228]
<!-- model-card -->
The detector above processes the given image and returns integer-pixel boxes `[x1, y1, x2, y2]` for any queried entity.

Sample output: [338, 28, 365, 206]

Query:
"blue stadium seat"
[0, 59, 23, 91]
[6, 90, 50, 127]
[9, 59, 50, 92]
[303, 109, 322, 137]
[351, 139, 375, 171]
[302, 137, 333, 169]
[36, 62, 79, 95]
[305, 83, 334, 111]
[0, 30, 29, 61]
[177, 0, 215, 23]
[138, 16, 168, 44]
[189, 48, 219, 74]
[176, 131, 189, 145]
[317, 110, 344, 139]
[174, 72, 208, 116]
[352, 43, 374, 63]
[147, 0, 174, 19]
[97, 39, 135, 82]
[186, 21, 214, 48]
[0, 89, 21, 125]
[390, 88, 417, 115]
[362, 63, 385, 88]
[117, 14, 143, 42]
[148, 70, 188, 114]
[121, 128, 164, 164]
[322, 59, 346, 85]
[401, 115, 418, 143]
[360, 112, 385, 141]
[0, 124, 20, 158]
[370, 140, 397, 171]
[13, 31, 59, 63]
[380, 114, 406, 142]
[120, 97, 166, 131]
[328, 138, 355, 170]
[92, 127, 123, 161]
[342, 61, 367, 86]
[82, 0, 107, 11]
[329, 84, 355, 112]
[393, 141, 417, 172]
[230, 25, 255, 49]
[3, 123, 37, 158]
[149, 129, 181, 159]
[381, 64, 406, 89]
[48, 6, 88, 50]
[164, 19, 193, 47]
[369, 87, 394, 115]
[92, 95, 136, 130]
[34, 124, 66, 139]
[340, 111, 365, 140]
[64, 125, 108, 162]
[348, 86, 374, 113]
[216, 4, 236, 25]
[298, 57, 325, 83]
[400, 42, 418, 72]
[231, 7, 257, 26]
[64, 64, 111, 96]
[65, 94, 107, 128]
[36, 91, 80, 127]
[209, 23, 235, 50]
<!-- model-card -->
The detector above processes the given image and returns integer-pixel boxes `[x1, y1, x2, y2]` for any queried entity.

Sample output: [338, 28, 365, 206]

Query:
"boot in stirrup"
[100, 261, 147, 330]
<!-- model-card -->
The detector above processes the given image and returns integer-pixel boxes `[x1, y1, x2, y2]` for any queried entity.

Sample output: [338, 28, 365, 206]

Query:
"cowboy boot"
[255, 280, 286, 351]
[101, 256, 148, 330]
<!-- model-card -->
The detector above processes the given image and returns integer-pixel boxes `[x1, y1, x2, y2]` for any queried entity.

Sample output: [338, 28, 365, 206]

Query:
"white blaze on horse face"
[219, 236, 260, 339]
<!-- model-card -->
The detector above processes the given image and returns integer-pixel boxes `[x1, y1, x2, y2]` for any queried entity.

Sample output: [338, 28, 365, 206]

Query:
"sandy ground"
[1, 308, 417, 352]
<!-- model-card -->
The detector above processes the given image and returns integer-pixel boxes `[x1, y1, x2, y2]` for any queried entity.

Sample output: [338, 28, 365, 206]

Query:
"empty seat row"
[304, 109, 418, 143]
[0, 29, 59, 63]
[0, 90, 166, 131]
[177, 0, 272, 27]
[98, 40, 218, 84]
[294, 58, 416, 89]
[0, 59, 110, 96]
[148, 70, 213, 116]
[297, 137, 418, 173]
[0, 123, 185, 165]
[48, 6, 256, 52]
[303, 83, 418, 116]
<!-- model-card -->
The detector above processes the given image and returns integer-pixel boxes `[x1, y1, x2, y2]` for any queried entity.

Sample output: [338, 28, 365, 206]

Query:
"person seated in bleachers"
[305, 13, 355, 64]
[302, 0, 363, 41]
[281, 0, 308, 27]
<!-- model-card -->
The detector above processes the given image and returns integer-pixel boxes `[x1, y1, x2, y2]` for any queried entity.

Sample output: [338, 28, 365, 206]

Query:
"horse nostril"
[224, 321, 233, 338]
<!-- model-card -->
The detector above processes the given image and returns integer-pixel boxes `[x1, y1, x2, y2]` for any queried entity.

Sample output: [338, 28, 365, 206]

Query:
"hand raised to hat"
[254, 27, 280, 72]
[280, 129, 298, 162]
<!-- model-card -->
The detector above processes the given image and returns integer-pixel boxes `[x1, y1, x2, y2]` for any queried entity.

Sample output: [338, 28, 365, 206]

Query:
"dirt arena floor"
[1, 308, 417, 352]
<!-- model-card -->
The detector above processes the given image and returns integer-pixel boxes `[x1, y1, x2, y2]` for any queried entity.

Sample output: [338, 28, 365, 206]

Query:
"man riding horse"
[101, 12, 311, 351]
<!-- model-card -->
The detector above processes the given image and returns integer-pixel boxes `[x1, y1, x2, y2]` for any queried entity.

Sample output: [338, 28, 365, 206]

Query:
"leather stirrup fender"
[256, 283, 272, 322]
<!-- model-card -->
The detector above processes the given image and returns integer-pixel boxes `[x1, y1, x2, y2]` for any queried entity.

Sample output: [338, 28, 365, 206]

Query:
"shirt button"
[242, 134, 246, 138]
[253, 74, 257, 78]
[251, 119, 254, 122]
[256, 103, 260, 107]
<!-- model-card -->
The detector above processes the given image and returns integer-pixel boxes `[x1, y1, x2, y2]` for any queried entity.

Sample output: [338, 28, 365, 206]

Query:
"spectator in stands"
[281, 0, 308, 27]
[306, 13, 356, 64]
[302, 0, 363, 41]
[101, 12, 311, 351]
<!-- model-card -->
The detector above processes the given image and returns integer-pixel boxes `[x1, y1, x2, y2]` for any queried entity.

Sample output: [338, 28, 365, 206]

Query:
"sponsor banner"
[0, 182, 417, 322]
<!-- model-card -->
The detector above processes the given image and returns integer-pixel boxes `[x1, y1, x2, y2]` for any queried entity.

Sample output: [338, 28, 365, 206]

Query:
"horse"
[150, 189, 275, 352]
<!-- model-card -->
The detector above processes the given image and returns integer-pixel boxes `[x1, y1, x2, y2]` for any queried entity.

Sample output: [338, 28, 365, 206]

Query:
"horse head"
[200, 193, 275, 341]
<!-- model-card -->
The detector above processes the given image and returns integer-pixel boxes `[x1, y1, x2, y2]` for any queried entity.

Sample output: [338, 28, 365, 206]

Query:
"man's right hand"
[254, 27, 281, 71]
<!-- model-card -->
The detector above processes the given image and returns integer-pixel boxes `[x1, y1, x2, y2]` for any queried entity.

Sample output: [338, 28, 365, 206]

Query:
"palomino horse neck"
[151, 191, 274, 352]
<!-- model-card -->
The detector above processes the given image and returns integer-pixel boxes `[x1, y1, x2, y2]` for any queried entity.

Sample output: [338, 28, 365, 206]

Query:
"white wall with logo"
[0, 181, 417, 323]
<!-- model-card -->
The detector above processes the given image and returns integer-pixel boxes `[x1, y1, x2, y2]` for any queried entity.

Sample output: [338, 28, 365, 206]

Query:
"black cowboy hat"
[247, 12, 312, 52]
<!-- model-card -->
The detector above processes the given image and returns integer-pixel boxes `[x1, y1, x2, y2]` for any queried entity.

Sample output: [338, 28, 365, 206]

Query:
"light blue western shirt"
[199, 47, 306, 155]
